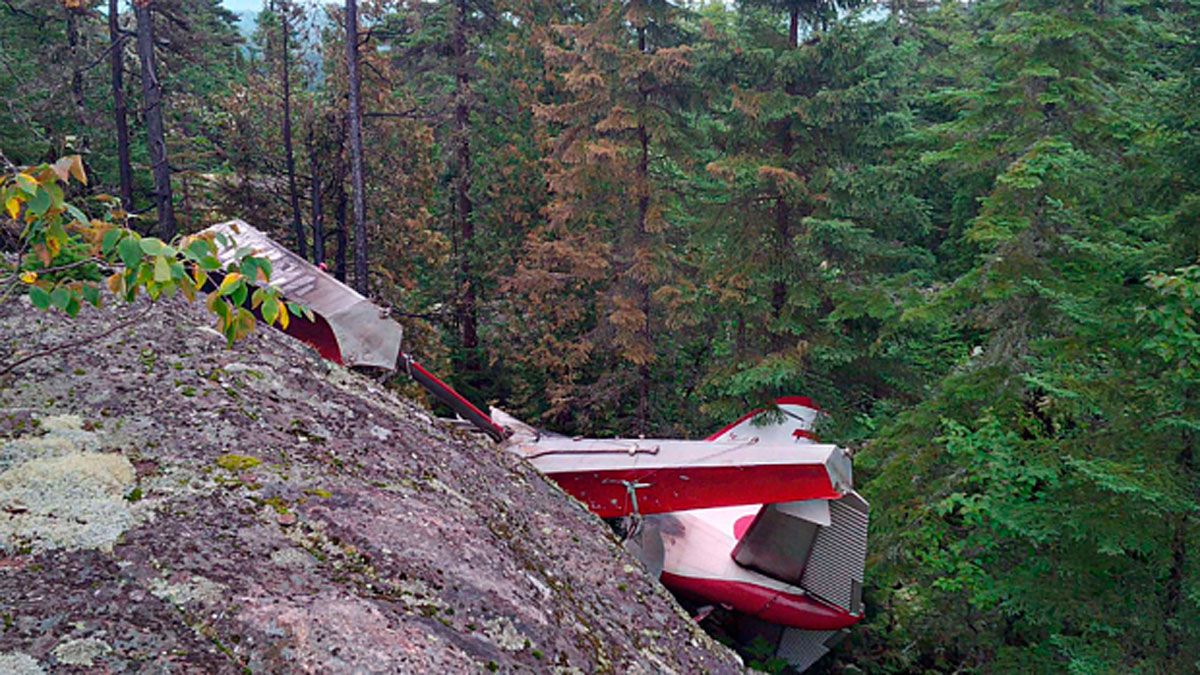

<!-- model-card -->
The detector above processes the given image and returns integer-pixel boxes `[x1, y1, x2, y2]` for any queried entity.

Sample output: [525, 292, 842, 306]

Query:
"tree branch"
[0, 302, 154, 378]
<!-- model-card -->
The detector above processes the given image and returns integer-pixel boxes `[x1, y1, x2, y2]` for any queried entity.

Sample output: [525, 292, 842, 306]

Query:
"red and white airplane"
[495, 399, 868, 670]
[203, 221, 869, 671]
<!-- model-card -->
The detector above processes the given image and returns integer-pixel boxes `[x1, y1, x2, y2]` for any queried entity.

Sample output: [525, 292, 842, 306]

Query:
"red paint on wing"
[661, 572, 860, 630]
[546, 464, 839, 518]
[267, 304, 344, 364]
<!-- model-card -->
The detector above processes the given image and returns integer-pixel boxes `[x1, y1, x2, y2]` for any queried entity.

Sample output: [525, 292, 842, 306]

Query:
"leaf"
[15, 173, 37, 195]
[106, 272, 124, 295]
[65, 295, 81, 318]
[64, 201, 87, 225]
[46, 222, 67, 259]
[117, 236, 142, 268]
[153, 255, 171, 283]
[206, 290, 221, 314]
[179, 276, 196, 302]
[82, 284, 100, 307]
[29, 286, 50, 309]
[218, 272, 243, 295]
[27, 188, 52, 216]
[287, 301, 313, 321]
[186, 238, 211, 260]
[102, 228, 122, 255]
[45, 232, 62, 259]
[51, 157, 73, 182]
[240, 256, 258, 281]
[277, 301, 290, 330]
[49, 287, 70, 311]
[235, 307, 256, 340]
[139, 238, 165, 256]
[5, 197, 19, 219]
[67, 155, 86, 185]
[262, 297, 279, 325]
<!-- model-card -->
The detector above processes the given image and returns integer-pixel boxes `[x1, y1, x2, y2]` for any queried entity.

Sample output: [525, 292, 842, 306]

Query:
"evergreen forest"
[2, 0, 1200, 670]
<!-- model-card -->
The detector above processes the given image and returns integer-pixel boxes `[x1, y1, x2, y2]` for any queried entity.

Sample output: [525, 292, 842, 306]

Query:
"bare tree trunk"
[453, 0, 479, 372]
[635, 25, 652, 436]
[308, 125, 325, 266]
[332, 112, 349, 282]
[771, 134, 792, 323]
[108, 0, 134, 210]
[279, 1, 307, 259]
[1165, 387, 1196, 666]
[133, 0, 176, 239]
[344, 0, 368, 294]
[66, 8, 86, 128]
[772, 12, 799, 325]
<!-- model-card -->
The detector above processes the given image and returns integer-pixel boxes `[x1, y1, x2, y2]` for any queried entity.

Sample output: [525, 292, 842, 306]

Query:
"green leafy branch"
[1, 156, 302, 350]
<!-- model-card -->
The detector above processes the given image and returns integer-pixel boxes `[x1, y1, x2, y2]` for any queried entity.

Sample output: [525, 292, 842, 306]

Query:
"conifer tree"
[508, 0, 691, 432]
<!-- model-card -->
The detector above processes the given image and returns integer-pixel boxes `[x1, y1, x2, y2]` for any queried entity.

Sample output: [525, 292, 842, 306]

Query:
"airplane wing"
[502, 434, 853, 518]
[201, 219, 404, 369]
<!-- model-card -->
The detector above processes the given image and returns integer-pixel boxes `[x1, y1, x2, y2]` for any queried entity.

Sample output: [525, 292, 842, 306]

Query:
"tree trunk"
[635, 25, 652, 436]
[772, 12, 799, 324]
[108, 0, 134, 210]
[789, 8, 799, 49]
[770, 135, 792, 323]
[280, 1, 307, 259]
[66, 8, 86, 127]
[1165, 388, 1196, 665]
[453, 0, 480, 372]
[344, 0, 368, 295]
[332, 113, 349, 282]
[133, 0, 176, 240]
[308, 126, 325, 267]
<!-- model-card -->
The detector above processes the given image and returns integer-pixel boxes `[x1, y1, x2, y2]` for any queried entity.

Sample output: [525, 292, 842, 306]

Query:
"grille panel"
[799, 491, 868, 612]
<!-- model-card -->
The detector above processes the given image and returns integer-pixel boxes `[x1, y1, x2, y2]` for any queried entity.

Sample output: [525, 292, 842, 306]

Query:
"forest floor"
[0, 295, 740, 673]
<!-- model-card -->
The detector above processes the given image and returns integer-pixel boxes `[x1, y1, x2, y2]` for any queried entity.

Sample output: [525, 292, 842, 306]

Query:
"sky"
[222, 0, 263, 13]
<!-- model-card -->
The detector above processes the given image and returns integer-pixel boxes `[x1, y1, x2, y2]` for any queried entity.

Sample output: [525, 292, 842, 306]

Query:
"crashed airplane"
[202, 220, 870, 672]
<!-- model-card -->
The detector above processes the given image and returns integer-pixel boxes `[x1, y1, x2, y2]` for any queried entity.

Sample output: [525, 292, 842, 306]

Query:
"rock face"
[0, 297, 740, 673]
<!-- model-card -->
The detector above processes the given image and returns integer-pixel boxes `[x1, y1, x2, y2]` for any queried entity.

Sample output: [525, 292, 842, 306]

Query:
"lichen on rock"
[51, 637, 112, 667]
[0, 415, 139, 554]
[0, 651, 44, 675]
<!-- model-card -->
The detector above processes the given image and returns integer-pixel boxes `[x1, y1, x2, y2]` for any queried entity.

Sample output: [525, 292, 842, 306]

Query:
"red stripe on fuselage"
[660, 572, 860, 630]
[546, 463, 839, 518]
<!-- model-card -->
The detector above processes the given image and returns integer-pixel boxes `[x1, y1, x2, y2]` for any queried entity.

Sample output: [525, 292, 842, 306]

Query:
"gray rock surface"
[0, 296, 741, 673]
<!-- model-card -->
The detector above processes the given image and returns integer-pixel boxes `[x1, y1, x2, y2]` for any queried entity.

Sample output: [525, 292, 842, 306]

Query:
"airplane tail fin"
[706, 396, 822, 444]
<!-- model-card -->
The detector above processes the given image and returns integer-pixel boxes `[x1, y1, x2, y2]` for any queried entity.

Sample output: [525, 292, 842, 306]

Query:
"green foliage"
[1, 158, 292, 346]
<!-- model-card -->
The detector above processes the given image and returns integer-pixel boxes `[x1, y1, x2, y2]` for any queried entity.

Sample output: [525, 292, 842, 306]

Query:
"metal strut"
[399, 351, 510, 443]
[605, 479, 651, 541]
